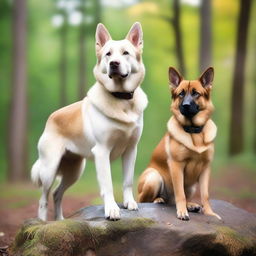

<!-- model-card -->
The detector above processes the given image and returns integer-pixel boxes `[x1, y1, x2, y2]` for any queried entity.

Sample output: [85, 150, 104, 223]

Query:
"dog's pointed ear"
[126, 22, 143, 48]
[95, 23, 112, 50]
[199, 67, 214, 88]
[169, 67, 182, 88]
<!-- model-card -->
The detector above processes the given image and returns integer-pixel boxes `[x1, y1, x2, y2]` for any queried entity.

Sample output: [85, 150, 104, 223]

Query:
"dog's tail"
[31, 160, 42, 187]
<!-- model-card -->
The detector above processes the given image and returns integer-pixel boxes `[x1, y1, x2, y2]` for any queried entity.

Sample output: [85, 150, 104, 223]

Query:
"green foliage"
[0, 0, 255, 195]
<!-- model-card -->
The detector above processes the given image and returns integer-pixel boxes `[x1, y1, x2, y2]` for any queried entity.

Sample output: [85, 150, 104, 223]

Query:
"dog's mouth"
[108, 71, 129, 79]
[179, 104, 200, 118]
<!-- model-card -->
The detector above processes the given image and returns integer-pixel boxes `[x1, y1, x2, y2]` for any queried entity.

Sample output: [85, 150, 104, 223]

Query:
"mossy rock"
[9, 200, 256, 256]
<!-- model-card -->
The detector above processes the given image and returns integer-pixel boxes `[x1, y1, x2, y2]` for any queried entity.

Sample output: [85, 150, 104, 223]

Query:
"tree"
[7, 0, 28, 181]
[199, 0, 212, 72]
[77, 0, 101, 99]
[160, 0, 186, 75]
[59, 10, 68, 106]
[253, 44, 256, 154]
[172, 0, 186, 76]
[229, 0, 252, 155]
[77, 0, 87, 100]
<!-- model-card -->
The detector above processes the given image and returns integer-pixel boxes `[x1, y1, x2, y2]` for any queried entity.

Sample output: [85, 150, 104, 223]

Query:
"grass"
[0, 184, 41, 200]
[6, 200, 32, 209]
[0, 154, 255, 208]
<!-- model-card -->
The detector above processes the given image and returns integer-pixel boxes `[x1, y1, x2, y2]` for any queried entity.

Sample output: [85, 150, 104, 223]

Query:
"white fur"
[31, 22, 148, 221]
[94, 22, 144, 93]
[87, 82, 147, 124]
[167, 117, 217, 154]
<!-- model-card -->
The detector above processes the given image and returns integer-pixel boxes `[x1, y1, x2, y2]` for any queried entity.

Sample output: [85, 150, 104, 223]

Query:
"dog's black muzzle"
[108, 61, 128, 79]
[109, 61, 120, 77]
[179, 95, 199, 118]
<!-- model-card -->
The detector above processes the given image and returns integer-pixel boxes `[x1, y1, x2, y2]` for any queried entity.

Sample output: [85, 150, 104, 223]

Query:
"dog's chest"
[109, 128, 135, 160]
[184, 144, 214, 186]
[169, 133, 214, 161]
[88, 103, 142, 160]
[184, 153, 209, 185]
[169, 139, 214, 185]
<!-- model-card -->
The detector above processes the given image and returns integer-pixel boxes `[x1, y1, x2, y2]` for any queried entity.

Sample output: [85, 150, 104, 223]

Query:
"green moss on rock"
[106, 217, 155, 232]
[10, 217, 155, 256]
[9, 202, 256, 256]
[215, 226, 254, 255]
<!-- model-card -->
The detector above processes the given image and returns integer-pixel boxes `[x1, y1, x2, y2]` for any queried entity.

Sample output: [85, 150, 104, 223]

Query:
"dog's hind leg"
[35, 135, 65, 221]
[53, 154, 85, 220]
[138, 168, 164, 203]
[153, 197, 166, 204]
[187, 202, 201, 212]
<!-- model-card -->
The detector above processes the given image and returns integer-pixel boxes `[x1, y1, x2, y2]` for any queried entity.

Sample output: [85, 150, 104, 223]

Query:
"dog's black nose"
[182, 103, 190, 109]
[110, 61, 120, 68]
[179, 101, 199, 118]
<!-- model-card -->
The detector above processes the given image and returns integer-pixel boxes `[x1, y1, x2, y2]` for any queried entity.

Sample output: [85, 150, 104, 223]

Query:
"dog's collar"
[111, 91, 134, 100]
[183, 125, 204, 134]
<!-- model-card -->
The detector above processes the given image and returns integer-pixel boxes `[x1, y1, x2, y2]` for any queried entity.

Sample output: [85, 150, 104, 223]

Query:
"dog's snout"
[179, 95, 199, 118]
[182, 102, 191, 108]
[108, 60, 124, 78]
[182, 95, 192, 107]
[110, 61, 120, 68]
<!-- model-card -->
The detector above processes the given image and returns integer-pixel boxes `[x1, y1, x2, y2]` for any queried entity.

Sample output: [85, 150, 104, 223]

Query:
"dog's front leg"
[122, 145, 138, 211]
[92, 145, 120, 220]
[169, 160, 189, 220]
[199, 165, 221, 219]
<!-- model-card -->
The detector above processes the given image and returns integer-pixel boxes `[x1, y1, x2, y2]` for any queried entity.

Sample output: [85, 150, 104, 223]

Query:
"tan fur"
[138, 68, 220, 220]
[46, 101, 83, 140]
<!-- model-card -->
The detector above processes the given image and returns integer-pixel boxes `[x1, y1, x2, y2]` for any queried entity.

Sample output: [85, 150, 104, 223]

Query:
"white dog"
[31, 22, 148, 221]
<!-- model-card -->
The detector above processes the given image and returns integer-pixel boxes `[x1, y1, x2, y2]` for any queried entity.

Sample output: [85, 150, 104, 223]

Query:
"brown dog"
[138, 67, 221, 221]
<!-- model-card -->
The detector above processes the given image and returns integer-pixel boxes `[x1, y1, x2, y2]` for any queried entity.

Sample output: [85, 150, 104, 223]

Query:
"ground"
[0, 194, 94, 249]
[0, 166, 255, 252]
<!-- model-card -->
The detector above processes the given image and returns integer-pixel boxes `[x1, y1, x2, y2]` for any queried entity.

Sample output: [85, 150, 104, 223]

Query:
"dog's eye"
[123, 51, 129, 55]
[192, 90, 200, 97]
[179, 90, 185, 98]
[106, 52, 111, 56]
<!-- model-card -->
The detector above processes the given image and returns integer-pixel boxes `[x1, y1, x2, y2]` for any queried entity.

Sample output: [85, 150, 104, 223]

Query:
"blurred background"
[0, 0, 255, 246]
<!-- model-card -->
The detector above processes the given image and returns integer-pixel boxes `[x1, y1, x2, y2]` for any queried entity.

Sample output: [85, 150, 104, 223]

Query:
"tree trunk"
[7, 0, 28, 182]
[78, 23, 87, 99]
[229, 0, 252, 155]
[60, 13, 68, 106]
[78, 1, 87, 100]
[199, 0, 212, 72]
[172, 0, 186, 76]
[253, 46, 256, 154]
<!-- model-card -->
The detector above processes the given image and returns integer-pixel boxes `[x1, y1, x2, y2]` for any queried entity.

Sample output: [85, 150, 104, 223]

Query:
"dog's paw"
[187, 202, 201, 213]
[55, 215, 65, 221]
[177, 209, 190, 221]
[105, 202, 121, 221]
[153, 197, 165, 204]
[204, 210, 222, 220]
[124, 199, 138, 211]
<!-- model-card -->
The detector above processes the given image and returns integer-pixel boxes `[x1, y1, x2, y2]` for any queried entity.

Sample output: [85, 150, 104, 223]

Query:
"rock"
[9, 200, 256, 256]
